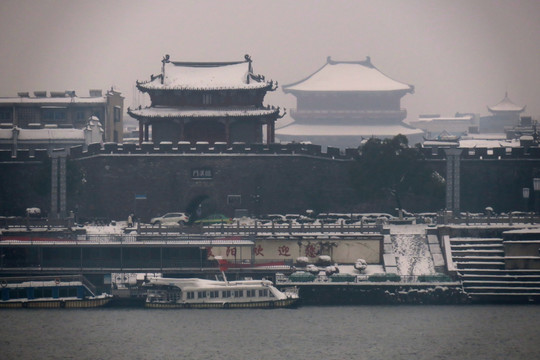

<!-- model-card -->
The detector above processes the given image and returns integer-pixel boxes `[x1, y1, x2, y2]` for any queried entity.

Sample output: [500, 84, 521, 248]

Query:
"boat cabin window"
[222, 290, 231, 298]
[234, 290, 243, 298]
[9, 288, 26, 299]
[259, 289, 268, 297]
[168, 290, 181, 302]
[186, 291, 195, 299]
[209, 290, 219, 298]
[198, 291, 207, 299]
[59, 287, 78, 298]
[246, 289, 256, 298]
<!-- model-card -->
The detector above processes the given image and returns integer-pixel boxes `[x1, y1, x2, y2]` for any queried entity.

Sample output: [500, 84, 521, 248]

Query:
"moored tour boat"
[143, 258, 299, 309]
[0, 275, 113, 309]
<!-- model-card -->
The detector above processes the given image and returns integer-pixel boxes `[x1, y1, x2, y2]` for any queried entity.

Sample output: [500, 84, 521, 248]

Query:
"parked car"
[150, 212, 189, 226]
[194, 214, 233, 225]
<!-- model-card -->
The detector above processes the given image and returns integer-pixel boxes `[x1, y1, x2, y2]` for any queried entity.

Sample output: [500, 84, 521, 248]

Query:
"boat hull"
[0, 297, 112, 309]
[146, 297, 299, 309]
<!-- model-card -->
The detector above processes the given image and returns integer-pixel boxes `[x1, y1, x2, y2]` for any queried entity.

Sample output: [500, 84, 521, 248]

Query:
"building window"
[234, 290, 243, 298]
[187, 291, 195, 299]
[76, 111, 85, 122]
[246, 289, 256, 298]
[114, 106, 121, 123]
[209, 290, 219, 298]
[198, 291, 207, 299]
[0, 109, 13, 122]
[202, 94, 212, 105]
[43, 108, 67, 124]
[17, 107, 37, 124]
[227, 195, 241, 206]
[222, 290, 231, 298]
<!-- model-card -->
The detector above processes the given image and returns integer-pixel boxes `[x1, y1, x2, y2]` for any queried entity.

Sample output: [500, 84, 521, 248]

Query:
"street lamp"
[523, 187, 530, 212]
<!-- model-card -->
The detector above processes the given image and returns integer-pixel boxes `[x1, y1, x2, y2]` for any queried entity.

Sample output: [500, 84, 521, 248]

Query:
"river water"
[1, 305, 538, 360]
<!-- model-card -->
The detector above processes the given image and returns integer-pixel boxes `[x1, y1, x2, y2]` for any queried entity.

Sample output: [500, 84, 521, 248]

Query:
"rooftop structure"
[128, 55, 283, 145]
[410, 113, 479, 139]
[277, 57, 423, 148]
[0, 89, 123, 143]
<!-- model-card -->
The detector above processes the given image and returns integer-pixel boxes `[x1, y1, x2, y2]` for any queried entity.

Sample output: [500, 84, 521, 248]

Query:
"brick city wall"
[1, 144, 540, 220]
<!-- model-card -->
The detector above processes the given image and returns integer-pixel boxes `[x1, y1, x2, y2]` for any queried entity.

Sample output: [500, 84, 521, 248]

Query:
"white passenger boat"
[143, 258, 299, 309]
[0, 275, 113, 309]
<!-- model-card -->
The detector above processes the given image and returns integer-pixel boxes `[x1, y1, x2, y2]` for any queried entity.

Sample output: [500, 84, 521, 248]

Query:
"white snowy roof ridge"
[128, 106, 279, 119]
[487, 92, 526, 113]
[137, 55, 275, 91]
[283, 56, 414, 93]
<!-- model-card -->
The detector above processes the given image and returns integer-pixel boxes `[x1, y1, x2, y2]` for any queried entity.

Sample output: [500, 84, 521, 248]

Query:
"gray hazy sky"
[1, 0, 539, 125]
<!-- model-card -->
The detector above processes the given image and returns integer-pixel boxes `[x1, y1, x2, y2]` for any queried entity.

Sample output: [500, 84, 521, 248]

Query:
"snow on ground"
[388, 224, 429, 235]
[337, 264, 384, 276]
[390, 224, 436, 276]
[83, 221, 128, 235]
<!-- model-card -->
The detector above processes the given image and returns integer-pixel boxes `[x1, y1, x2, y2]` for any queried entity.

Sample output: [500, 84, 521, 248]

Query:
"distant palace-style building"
[128, 55, 283, 145]
[277, 56, 423, 149]
[480, 92, 526, 133]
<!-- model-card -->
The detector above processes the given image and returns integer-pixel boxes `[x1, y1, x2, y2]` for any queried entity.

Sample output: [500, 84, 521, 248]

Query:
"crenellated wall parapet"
[420, 146, 540, 160]
[67, 141, 356, 161]
[4, 143, 540, 162]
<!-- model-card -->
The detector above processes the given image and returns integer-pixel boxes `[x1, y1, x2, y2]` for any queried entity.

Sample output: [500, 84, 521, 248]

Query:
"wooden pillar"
[138, 121, 143, 145]
[266, 120, 272, 144]
[144, 124, 149, 142]
[270, 121, 275, 144]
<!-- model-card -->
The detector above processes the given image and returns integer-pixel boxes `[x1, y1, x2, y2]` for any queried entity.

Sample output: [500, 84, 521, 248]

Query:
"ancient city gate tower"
[128, 55, 283, 145]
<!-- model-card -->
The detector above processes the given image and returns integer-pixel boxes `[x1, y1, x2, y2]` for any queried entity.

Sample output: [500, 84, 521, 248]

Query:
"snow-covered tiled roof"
[128, 106, 279, 119]
[487, 92, 525, 113]
[276, 122, 423, 137]
[458, 139, 520, 148]
[283, 57, 413, 93]
[137, 57, 273, 91]
[0, 96, 106, 105]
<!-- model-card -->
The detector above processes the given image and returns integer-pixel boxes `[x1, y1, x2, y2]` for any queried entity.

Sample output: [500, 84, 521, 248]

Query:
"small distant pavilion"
[480, 92, 526, 133]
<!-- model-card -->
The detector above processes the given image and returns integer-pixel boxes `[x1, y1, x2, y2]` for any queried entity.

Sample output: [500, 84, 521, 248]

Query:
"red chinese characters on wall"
[226, 247, 237, 257]
[304, 244, 318, 258]
[277, 245, 291, 257]
[253, 244, 264, 256]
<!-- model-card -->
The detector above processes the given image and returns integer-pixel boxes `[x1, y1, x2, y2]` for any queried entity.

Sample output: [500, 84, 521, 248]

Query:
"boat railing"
[0, 274, 98, 294]
[277, 273, 458, 284]
[136, 221, 383, 235]
[437, 212, 540, 225]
